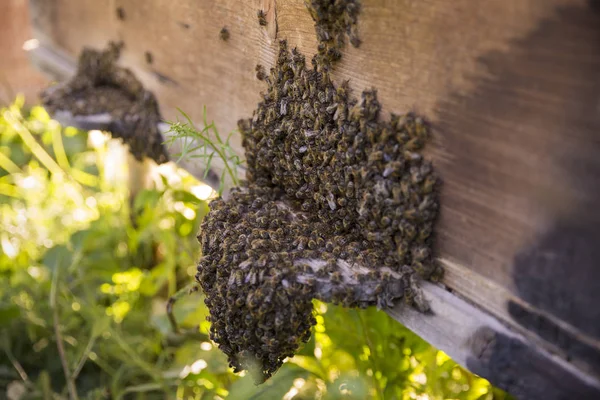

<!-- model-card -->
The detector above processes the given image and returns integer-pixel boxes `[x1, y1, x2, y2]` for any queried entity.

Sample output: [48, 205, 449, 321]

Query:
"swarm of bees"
[305, 0, 361, 67]
[197, 0, 441, 384]
[41, 42, 169, 164]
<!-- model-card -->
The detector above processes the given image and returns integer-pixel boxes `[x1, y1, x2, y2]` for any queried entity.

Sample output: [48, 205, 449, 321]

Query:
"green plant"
[164, 108, 243, 195]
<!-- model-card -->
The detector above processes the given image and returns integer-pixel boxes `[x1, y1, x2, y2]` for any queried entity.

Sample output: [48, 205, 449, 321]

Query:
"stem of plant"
[166, 282, 199, 333]
[51, 268, 80, 400]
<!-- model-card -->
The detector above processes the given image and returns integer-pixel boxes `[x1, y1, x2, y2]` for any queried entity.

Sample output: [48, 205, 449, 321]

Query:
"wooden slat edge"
[440, 257, 600, 376]
[388, 281, 600, 399]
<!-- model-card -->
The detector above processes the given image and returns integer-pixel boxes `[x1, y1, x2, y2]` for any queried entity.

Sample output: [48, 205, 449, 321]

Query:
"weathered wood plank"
[388, 282, 600, 400]
[0, 0, 47, 104]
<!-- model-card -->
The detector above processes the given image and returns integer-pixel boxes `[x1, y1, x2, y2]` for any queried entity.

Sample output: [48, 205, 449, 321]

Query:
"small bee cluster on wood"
[41, 42, 168, 164]
[197, 0, 441, 384]
[305, 0, 361, 66]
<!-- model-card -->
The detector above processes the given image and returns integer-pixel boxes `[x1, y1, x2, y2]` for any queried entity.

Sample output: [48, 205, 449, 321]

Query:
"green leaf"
[203, 153, 215, 179]
[160, 174, 169, 188]
[288, 355, 327, 379]
[171, 189, 203, 205]
[134, 189, 162, 211]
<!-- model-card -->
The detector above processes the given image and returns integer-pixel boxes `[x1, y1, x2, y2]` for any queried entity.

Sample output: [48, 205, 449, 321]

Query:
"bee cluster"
[41, 42, 168, 164]
[305, 0, 361, 67]
[197, 34, 441, 381]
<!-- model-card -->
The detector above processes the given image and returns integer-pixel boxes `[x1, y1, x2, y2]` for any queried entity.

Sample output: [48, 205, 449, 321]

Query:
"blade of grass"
[1, 333, 30, 383]
[204, 153, 215, 179]
[355, 310, 384, 400]
[5, 110, 65, 179]
[0, 182, 19, 197]
[51, 123, 71, 171]
[51, 266, 80, 400]
[0, 150, 23, 174]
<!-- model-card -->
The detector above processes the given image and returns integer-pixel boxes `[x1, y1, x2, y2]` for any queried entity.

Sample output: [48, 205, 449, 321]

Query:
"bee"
[330, 271, 342, 284]
[257, 10, 267, 25]
[296, 263, 310, 274]
[219, 27, 230, 41]
[226, 295, 236, 307]
[325, 258, 337, 272]
[366, 231, 382, 242]
[235, 297, 245, 307]
[247, 293, 259, 309]
[300, 284, 312, 295]
[412, 246, 430, 262]
[255, 64, 267, 81]
[294, 237, 308, 250]
[256, 216, 268, 227]
[380, 216, 392, 227]
[417, 226, 433, 242]
[422, 174, 437, 194]
[403, 208, 418, 220]
[303, 277, 316, 287]
[230, 270, 244, 287]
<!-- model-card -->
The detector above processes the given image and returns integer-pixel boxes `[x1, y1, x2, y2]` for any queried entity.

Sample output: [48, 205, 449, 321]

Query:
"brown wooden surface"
[0, 0, 47, 104]
[28, 0, 600, 395]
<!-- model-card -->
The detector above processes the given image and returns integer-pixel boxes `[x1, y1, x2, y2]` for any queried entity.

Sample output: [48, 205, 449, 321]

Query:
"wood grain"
[27, 0, 600, 394]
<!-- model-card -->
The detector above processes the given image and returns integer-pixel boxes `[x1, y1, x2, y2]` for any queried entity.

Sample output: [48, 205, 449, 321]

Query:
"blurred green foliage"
[0, 98, 512, 400]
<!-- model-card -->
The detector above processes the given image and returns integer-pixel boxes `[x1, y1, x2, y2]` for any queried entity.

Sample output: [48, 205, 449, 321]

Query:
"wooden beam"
[389, 282, 600, 400]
